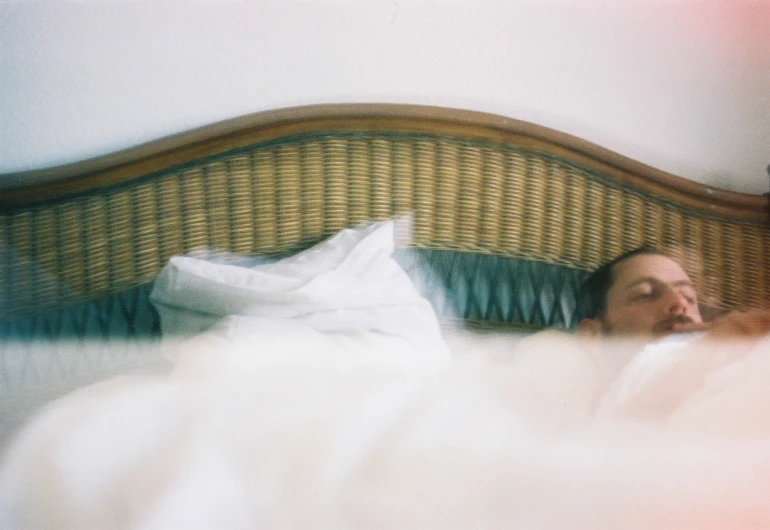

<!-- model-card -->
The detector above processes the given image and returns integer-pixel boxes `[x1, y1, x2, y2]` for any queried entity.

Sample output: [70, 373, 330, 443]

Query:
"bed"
[1, 104, 769, 528]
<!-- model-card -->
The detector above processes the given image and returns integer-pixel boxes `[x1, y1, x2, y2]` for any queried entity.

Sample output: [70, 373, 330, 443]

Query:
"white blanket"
[2, 338, 769, 529]
[512, 328, 770, 434]
[596, 331, 770, 434]
[1, 223, 769, 529]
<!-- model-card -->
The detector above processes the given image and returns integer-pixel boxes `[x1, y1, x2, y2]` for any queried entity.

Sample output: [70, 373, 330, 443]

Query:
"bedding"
[2, 326, 769, 528]
[596, 330, 770, 431]
[511, 328, 770, 432]
[150, 220, 450, 366]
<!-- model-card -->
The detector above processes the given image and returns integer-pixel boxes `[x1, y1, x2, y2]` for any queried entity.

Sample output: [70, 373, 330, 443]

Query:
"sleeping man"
[578, 247, 770, 346]
[507, 247, 770, 428]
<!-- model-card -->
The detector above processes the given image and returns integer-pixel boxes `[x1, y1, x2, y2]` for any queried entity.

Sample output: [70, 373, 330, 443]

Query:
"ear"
[578, 318, 603, 339]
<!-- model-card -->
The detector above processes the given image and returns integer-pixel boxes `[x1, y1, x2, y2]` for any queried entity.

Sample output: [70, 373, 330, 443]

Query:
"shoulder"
[511, 329, 600, 376]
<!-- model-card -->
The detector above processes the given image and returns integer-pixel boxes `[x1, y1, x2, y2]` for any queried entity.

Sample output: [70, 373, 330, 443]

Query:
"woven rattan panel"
[1, 132, 768, 321]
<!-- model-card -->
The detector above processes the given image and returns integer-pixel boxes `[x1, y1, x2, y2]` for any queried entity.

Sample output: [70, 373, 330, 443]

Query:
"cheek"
[606, 306, 658, 332]
[689, 307, 704, 323]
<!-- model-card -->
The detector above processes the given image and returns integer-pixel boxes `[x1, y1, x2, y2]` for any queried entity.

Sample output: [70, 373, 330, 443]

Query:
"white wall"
[1, 0, 768, 193]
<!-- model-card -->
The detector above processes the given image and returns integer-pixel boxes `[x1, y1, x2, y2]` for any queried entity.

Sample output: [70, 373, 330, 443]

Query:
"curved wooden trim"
[1, 103, 768, 221]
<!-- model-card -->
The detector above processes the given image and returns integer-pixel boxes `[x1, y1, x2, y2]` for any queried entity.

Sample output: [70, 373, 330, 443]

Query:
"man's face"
[600, 253, 703, 338]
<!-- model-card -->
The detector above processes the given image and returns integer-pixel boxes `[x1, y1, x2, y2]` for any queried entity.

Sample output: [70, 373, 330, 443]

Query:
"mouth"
[653, 316, 694, 336]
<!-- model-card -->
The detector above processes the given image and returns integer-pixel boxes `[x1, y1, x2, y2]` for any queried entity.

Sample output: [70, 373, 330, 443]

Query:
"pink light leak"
[673, 1, 770, 69]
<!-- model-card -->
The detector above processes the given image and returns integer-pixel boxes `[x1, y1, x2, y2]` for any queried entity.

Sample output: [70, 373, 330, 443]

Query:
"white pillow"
[149, 220, 449, 361]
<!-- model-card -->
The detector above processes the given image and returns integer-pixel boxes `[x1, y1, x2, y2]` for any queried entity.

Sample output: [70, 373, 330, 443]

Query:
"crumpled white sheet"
[1, 337, 769, 530]
[595, 331, 770, 433]
[600, 332, 708, 406]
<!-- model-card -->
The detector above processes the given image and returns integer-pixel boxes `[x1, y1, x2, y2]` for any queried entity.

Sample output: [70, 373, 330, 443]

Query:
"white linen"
[594, 332, 708, 420]
[595, 332, 770, 428]
[669, 336, 770, 434]
[150, 220, 450, 365]
[2, 339, 769, 530]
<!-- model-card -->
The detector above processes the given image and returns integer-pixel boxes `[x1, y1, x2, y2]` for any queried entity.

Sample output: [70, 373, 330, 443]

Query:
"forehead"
[611, 253, 692, 288]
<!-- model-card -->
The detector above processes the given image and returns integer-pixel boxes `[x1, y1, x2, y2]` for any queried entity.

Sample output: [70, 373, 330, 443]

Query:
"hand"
[672, 309, 770, 341]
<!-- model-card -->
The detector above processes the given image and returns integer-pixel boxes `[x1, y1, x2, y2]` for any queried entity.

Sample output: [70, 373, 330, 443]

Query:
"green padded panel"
[0, 284, 161, 394]
[394, 250, 591, 328]
[0, 284, 167, 441]
[0, 284, 160, 341]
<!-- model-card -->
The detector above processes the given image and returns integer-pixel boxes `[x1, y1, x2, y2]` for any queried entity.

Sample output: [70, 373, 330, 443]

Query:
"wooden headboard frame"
[1, 104, 768, 320]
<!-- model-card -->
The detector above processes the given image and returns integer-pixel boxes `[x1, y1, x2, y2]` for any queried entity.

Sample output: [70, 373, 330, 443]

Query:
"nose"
[663, 288, 688, 316]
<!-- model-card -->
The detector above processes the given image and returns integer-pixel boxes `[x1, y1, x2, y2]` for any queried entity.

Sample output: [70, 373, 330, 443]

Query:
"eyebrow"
[623, 277, 695, 290]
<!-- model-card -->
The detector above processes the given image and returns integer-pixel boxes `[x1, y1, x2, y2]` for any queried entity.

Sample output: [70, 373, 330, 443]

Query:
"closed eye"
[631, 290, 656, 301]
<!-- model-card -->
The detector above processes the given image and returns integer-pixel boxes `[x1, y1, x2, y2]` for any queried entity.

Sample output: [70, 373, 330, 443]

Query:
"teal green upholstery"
[394, 250, 590, 328]
[0, 284, 160, 344]
[0, 284, 165, 440]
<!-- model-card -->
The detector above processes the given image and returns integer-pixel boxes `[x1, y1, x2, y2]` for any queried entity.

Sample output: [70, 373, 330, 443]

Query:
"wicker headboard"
[1, 104, 768, 325]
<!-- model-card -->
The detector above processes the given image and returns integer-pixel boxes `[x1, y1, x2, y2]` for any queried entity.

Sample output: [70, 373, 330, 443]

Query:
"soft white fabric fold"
[150, 220, 450, 364]
[2, 351, 769, 530]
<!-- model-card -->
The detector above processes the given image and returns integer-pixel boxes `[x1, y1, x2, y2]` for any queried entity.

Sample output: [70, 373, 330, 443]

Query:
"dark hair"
[581, 247, 670, 318]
